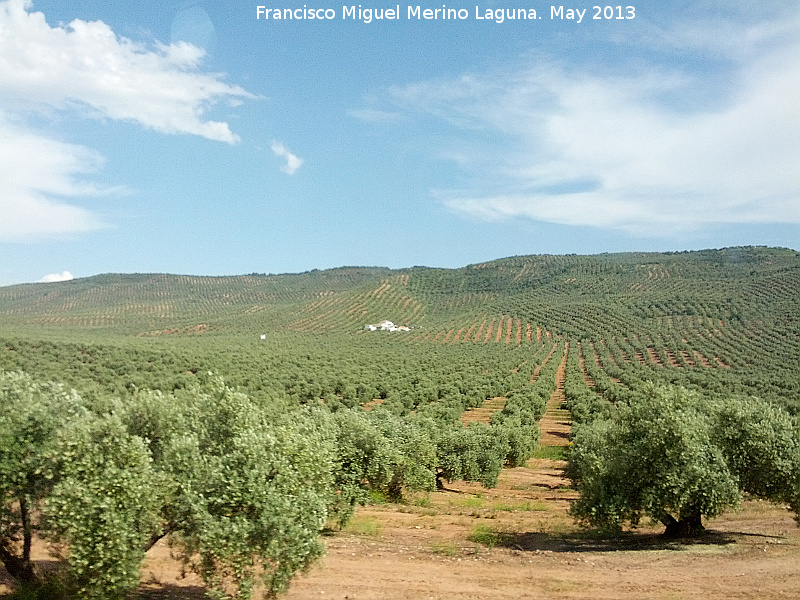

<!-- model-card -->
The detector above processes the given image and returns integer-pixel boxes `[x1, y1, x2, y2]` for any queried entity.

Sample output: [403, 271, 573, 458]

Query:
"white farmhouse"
[363, 319, 410, 332]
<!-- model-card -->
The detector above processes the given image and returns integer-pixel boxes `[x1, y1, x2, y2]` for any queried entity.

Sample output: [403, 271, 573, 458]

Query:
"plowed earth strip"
[538, 342, 571, 448]
[461, 396, 507, 425]
[646, 347, 664, 367]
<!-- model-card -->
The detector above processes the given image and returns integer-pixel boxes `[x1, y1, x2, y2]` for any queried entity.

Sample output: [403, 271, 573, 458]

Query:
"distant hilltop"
[0, 246, 797, 340]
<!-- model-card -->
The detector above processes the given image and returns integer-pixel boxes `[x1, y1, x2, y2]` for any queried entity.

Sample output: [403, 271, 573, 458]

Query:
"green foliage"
[709, 395, 800, 522]
[46, 413, 162, 599]
[435, 423, 507, 489]
[139, 377, 335, 599]
[327, 408, 439, 524]
[1, 371, 339, 600]
[569, 384, 800, 536]
[467, 524, 501, 548]
[0, 371, 87, 584]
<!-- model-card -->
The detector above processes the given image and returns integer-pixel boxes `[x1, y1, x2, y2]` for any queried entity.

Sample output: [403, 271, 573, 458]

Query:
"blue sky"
[1, 0, 798, 285]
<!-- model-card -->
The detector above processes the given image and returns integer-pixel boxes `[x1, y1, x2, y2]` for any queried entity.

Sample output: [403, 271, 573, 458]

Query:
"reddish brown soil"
[693, 350, 713, 368]
[5, 475, 798, 600]
[589, 341, 603, 367]
[646, 347, 664, 367]
[461, 396, 507, 425]
[665, 350, 681, 367]
[463, 324, 475, 342]
[362, 398, 386, 411]
[538, 343, 570, 447]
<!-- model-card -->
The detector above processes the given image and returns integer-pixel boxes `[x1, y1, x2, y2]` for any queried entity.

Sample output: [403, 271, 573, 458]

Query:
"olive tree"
[326, 408, 438, 525]
[710, 395, 800, 522]
[569, 384, 800, 537]
[129, 377, 337, 599]
[433, 422, 508, 489]
[45, 413, 164, 599]
[1, 371, 340, 599]
[0, 371, 86, 584]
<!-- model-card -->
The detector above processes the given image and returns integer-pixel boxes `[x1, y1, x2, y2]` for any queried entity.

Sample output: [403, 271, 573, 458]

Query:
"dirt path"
[537, 342, 571, 447]
[5, 459, 798, 600]
[461, 396, 506, 425]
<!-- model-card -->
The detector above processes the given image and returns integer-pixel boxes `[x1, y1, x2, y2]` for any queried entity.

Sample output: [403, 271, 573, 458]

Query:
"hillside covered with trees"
[0, 246, 798, 598]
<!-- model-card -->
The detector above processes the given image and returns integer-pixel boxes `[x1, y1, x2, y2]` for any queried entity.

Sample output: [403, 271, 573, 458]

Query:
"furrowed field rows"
[405, 317, 552, 345]
[0, 247, 796, 415]
[288, 280, 426, 332]
[460, 395, 507, 425]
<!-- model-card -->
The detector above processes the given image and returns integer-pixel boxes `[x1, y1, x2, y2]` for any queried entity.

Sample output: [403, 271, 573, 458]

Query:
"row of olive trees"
[1, 369, 534, 598]
[0, 370, 339, 599]
[568, 383, 800, 536]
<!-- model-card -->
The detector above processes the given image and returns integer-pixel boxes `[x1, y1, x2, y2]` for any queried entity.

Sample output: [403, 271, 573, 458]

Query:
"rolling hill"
[0, 246, 798, 411]
[0, 246, 797, 340]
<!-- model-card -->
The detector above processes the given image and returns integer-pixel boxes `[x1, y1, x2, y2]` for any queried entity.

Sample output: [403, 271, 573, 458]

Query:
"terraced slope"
[0, 247, 797, 381]
[1, 247, 796, 338]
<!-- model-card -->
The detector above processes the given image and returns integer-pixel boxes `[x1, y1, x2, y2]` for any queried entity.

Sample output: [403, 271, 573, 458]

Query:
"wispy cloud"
[39, 271, 74, 283]
[0, 0, 253, 143]
[0, 113, 110, 241]
[362, 14, 800, 236]
[0, 0, 255, 242]
[271, 141, 304, 175]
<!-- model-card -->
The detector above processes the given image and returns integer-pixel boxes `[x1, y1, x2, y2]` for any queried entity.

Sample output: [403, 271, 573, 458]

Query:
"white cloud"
[39, 271, 74, 283]
[0, 0, 253, 143]
[271, 141, 304, 175]
[368, 18, 800, 236]
[0, 113, 110, 241]
[0, 0, 255, 242]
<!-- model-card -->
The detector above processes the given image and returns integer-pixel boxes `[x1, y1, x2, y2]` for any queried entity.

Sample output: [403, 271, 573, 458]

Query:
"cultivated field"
[0, 247, 798, 599]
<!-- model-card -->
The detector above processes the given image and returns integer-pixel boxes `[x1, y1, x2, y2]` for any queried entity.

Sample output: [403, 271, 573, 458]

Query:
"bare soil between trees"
[2, 356, 798, 600]
[283, 466, 800, 600]
[3, 458, 797, 600]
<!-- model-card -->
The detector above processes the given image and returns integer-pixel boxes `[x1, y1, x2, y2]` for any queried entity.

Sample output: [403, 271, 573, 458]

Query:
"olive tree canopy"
[568, 384, 800, 537]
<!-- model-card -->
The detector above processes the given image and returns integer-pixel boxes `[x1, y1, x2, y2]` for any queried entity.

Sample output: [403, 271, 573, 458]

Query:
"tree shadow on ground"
[132, 583, 208, 600]
[0, 560, 63, 598]
[493, 528, 780, 553]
